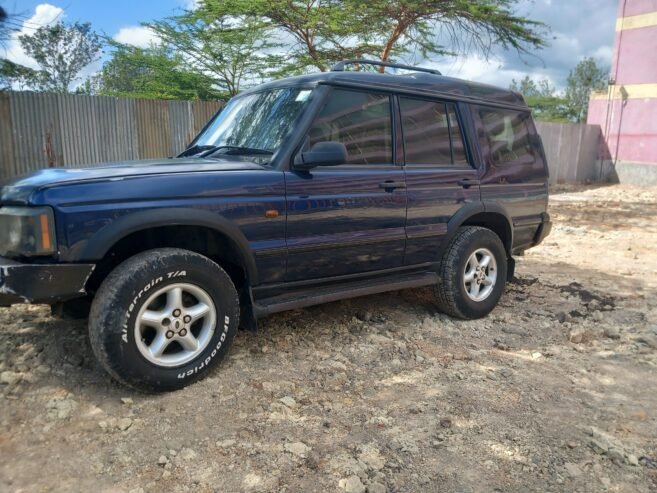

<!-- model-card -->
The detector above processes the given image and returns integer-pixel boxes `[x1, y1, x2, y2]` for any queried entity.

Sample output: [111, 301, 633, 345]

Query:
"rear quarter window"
[478, 107, 535, 167]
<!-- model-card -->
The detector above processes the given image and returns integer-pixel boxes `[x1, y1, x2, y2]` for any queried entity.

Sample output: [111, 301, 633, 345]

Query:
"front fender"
[69, 207, 259, 284]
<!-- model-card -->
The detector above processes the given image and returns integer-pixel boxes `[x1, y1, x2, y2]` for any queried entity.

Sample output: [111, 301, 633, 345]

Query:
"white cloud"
[181, 0, 201, 10]
[592, 45, 613, 64]
[2, 3, 64, 69]
[113, 26, 160, 49]
[421, 54, 557, 92]
[417, 0, 617, 91]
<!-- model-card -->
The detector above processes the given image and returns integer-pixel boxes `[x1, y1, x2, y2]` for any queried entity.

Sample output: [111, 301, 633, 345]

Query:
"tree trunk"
[379, 23, 405, 72]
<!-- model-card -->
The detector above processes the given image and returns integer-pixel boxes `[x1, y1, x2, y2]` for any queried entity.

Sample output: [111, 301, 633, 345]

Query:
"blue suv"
[0, 60, 551, 391]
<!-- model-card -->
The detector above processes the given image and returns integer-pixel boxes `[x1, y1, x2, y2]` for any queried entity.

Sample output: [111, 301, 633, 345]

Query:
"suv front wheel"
[89, 248, 240, 392]
[434, 226, 507, 319]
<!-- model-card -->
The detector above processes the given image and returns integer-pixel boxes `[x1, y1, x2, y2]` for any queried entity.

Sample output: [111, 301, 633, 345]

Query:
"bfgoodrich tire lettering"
[89, 248, 239, 392]
[434, 226, 507, 320]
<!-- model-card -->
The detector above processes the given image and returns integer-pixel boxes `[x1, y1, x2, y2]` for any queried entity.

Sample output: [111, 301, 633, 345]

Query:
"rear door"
[400, 97, 481, 265]
[284, 88, 407, 281]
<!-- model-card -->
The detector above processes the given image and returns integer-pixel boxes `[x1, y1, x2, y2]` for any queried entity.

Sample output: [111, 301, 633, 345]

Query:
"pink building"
[587, 0, 657, 184]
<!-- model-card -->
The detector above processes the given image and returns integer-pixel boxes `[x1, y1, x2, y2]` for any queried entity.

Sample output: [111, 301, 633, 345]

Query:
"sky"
[1, 0, 619, 92]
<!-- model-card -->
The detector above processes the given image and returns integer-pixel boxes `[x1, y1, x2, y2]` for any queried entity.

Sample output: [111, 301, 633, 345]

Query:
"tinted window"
[478, 108, 534, 166]
[308, 89, 392, 165]
[400, 98, 468, 166]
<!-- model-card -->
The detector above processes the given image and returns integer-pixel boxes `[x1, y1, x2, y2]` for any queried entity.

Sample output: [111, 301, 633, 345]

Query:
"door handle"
[378, 181, 406, 190]
[457, 179, 481, 188]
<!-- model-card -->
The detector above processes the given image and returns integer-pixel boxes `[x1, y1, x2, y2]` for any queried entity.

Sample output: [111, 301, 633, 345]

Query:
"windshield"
[192, 88, 313, 163]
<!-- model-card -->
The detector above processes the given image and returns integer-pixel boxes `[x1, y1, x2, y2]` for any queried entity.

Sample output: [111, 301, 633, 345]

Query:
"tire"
[89, 248, 240, 392]
[434, 226, 507, 320]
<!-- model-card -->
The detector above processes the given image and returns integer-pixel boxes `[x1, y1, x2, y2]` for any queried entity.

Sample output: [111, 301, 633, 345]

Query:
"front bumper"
[0, 257, 95, 306]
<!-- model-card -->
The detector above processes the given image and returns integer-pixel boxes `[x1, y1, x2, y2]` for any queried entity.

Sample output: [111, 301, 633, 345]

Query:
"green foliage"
[18, 21, 102, 93]
[0, 58, 39, 90]
[565, 57, 608, 123]
[358, 0, 548, 67]
[510, 76, 573, 122]
[147, 9, 282, 96]
[97, 7, 281, 100]
[94, 41, 225, 100]
[524, 95, 573, 123]
[199, 0, 548, 74]
[510, 75, 555, 98]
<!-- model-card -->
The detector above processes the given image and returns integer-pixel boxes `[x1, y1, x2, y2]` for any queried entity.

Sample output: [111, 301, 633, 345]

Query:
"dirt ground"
[1, 184, 656, 493]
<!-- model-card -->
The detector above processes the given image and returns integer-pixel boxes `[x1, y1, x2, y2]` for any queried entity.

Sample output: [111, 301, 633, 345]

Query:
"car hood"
[0, 157, 266, 204]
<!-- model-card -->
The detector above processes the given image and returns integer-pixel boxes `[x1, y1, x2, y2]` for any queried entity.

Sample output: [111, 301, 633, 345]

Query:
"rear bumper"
[533, 213, 552, 246]
[0, 257, 95, 307]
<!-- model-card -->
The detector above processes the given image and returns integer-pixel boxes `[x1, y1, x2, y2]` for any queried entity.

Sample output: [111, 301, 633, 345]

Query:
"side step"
[253, 271, 439, 317]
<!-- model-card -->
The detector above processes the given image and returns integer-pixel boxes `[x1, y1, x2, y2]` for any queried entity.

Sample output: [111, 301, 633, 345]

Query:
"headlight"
[0, 207, 56, 257]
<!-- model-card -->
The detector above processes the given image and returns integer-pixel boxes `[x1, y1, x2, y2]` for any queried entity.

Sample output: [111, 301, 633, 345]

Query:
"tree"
[510, 76, 572, 122]
[358, 0, 547, 69]
[147, 9, 282, 96]
[95, 41, 225, 100]
[565, 57, 607, 123]
[199, 0, 547, 74]
[524, 95, 573, 123]
[0, 58, 40, 90]
[510, 75, 555, 98]
[18, 21, 102, 92]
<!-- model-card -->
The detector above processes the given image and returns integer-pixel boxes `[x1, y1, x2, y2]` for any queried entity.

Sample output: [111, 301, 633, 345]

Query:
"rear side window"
[399, 97, 468, 166]
[308, 89, 392, 165]
[478, 108, 534, 166]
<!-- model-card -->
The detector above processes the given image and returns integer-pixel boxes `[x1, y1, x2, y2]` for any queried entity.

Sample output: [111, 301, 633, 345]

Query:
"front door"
[399, 97, 481, 264]
[285, 88, 407, 281]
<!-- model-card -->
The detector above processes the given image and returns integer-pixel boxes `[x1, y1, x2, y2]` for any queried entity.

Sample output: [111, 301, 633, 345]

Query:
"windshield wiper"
[200, 145, 274, 158]
[177, 144, 219, 157]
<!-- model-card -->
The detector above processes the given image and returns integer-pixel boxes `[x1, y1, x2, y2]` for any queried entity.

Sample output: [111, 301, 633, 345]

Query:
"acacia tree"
[197, 0, 388, 72]
[359, 0, 547, 69]
[147, 9, 283, 96]
[565, 57, 607, 123]
[198, 0, 547, 73]
[95, 41, 225, 100]
[19, 21, 102, 92]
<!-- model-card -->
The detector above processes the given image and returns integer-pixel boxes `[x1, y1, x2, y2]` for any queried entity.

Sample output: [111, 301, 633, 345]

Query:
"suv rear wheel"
[434, 226, 507, 319]
[89, 248, 239, 392]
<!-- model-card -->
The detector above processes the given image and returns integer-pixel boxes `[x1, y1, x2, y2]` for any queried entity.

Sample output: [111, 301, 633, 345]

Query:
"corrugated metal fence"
[535, 121, 605, 185]
[0, 91, 607, 185]
[0, 91, 224, 178]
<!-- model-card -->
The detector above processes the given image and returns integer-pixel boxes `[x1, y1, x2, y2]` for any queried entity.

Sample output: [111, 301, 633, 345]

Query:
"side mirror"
[294, 141, 347, 170]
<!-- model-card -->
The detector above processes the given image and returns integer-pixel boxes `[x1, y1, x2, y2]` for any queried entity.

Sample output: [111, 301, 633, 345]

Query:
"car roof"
[241, 70, 527, 109]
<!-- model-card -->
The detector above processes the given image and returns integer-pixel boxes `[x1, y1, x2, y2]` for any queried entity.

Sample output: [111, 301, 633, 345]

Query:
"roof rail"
[331, 59, 442, 76]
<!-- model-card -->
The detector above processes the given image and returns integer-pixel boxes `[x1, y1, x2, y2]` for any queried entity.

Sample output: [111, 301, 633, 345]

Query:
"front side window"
[194, 88, 313, 161]
[307, 89, 393, 165]
[478, 108, 534, 166]
[399, 97, 468, 166]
